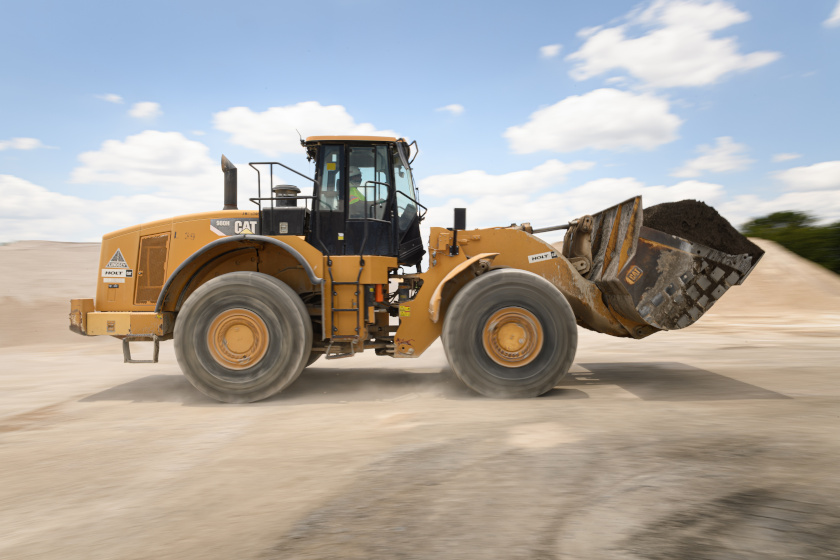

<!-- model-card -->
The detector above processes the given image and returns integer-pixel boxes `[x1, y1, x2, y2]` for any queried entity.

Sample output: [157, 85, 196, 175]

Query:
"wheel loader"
[69, 135, 764, 402]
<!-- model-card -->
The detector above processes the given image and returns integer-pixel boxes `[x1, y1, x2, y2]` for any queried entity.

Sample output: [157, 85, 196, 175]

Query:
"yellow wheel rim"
[482, 307, 543, 367]
[206, 308, 269, 370]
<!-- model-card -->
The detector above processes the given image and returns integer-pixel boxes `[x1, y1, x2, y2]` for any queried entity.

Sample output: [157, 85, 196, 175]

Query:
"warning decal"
[527, 251, 558, 264]
[106, 248, 128, 268]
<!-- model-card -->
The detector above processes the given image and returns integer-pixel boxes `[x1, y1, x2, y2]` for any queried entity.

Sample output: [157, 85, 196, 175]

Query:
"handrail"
[395, 189, 428, 219]
[248, 161, 316, 185]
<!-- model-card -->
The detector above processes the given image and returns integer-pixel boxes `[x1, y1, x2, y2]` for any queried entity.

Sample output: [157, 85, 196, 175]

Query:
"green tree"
[742, 212, 840, 274]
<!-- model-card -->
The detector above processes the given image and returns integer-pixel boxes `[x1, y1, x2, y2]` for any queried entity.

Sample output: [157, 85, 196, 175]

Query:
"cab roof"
[305, 135, 401, 143]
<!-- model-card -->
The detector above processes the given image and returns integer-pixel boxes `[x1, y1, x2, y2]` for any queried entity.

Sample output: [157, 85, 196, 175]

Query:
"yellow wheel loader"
[69, 135, 763, 402]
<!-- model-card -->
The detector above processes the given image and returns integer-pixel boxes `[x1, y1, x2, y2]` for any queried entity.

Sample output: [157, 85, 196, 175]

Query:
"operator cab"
[303, 136, 425, 268]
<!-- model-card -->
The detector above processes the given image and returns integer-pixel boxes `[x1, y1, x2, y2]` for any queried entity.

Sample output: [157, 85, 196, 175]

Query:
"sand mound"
[0, 241, 101, 348]
[701, 238, 840, 325]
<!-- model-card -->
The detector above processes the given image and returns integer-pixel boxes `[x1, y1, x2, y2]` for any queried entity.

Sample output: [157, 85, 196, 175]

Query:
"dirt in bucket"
[643, 200, 764, 262]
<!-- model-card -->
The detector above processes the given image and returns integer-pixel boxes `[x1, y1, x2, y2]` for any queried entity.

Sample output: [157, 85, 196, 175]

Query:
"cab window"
[348, 145, 389, 220]
[317, 145, 343, 211]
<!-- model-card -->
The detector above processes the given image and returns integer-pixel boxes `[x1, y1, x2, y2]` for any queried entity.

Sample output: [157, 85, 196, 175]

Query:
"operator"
[348, 165, 366, 218]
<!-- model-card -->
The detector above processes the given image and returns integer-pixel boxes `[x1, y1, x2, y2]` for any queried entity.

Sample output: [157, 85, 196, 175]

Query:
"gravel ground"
[1, 240, 838, 559]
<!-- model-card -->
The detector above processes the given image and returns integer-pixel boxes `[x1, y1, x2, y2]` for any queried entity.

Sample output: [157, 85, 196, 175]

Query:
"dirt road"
[1, 240, 839, 559]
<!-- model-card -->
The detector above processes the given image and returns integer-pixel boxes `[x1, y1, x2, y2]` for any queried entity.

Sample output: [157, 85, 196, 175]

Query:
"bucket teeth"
[628, 229, 762, 331]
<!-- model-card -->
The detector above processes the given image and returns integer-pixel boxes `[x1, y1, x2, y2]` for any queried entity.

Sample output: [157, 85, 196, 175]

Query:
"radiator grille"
[135, 233, 170, 304]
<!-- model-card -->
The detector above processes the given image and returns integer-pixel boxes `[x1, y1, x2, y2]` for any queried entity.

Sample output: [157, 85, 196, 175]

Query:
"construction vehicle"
[69, 135, 763, 402]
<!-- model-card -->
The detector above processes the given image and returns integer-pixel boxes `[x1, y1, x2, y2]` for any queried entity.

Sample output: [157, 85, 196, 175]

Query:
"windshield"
[395, 142, 418, 202]
[393, 144, 420, 238]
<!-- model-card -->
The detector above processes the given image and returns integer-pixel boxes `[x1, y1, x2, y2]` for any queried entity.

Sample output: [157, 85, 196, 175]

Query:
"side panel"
[95, 229, 141, 312]
[91, 210, 326, 321]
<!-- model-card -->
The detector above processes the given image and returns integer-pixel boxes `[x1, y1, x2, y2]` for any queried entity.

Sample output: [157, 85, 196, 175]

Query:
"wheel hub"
[482, 307, 543, 367]
[207, 308, 269, 370]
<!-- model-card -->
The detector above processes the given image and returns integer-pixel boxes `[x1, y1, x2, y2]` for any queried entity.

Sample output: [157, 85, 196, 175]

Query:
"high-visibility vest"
[349, 187, 364, 206]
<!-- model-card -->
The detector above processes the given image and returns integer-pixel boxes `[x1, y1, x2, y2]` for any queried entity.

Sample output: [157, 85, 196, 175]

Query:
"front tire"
[442, 268, 577, 398]
[174, 272, 312, 403]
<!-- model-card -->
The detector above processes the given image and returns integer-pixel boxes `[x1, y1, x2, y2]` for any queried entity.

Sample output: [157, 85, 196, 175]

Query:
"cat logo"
[625, 265, 644, 285]
[234, 220, 258, 234]
[211, 218, 259, 236]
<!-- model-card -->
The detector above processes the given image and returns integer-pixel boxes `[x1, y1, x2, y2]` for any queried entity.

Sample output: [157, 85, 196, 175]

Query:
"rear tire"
[174, 271, 312, 403]
[442, 268, 577, 398]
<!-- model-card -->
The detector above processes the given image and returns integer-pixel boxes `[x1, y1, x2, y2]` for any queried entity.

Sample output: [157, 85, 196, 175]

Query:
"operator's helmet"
[349, 166, 362, 183]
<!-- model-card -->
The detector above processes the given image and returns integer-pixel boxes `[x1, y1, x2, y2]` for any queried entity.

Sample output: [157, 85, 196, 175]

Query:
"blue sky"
[2, 0, 839, 243]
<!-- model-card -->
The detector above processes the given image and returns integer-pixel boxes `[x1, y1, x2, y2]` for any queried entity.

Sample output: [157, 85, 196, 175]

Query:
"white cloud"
[66, 130, 309, 215]
[2, 126, 317, 241]
[70, 131, 219, 199]
[672, 136, 753, 177]
[0, 131, 276, 241]
[774, 161, 840, 192]
[0, 175, 211, 242]
[420, 160, 724, 240]
[504, 88, 681, 154]
[566, 0, 781, 88]
[436, 104, 465, 115]
[213, 102, 398, 156]
[539, 44, 563, 58]
[772, 153, 801, 163]
[96, 93, 124, 104]
[420, 159, 594, 198]
[0, 137, 50, 151]
[825, 1, 840, 27]
[129, 101, 162, 119]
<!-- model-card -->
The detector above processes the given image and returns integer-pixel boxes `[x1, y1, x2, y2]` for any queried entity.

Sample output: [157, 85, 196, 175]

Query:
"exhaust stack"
[221, 155, 237, 210]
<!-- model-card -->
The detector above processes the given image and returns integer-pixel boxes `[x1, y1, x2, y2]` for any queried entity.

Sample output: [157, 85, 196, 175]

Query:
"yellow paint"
[76, 193, 643, 359]
[69, 298, 95, 333]
[428, 253, 498, 323]
[86, 311, 174, 336]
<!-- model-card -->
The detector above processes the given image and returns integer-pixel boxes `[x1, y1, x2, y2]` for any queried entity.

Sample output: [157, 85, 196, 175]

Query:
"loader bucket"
[585, 197, 764, 334]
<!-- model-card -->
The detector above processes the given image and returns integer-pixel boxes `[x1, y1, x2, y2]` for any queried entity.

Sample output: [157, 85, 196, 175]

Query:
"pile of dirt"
[0, 241, 101, 348]
[698, 237, 840, 323]
[643, 200, 763, 262]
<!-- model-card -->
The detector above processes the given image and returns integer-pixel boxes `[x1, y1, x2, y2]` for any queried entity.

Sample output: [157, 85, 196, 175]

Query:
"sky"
[1, 0, 839, 244]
